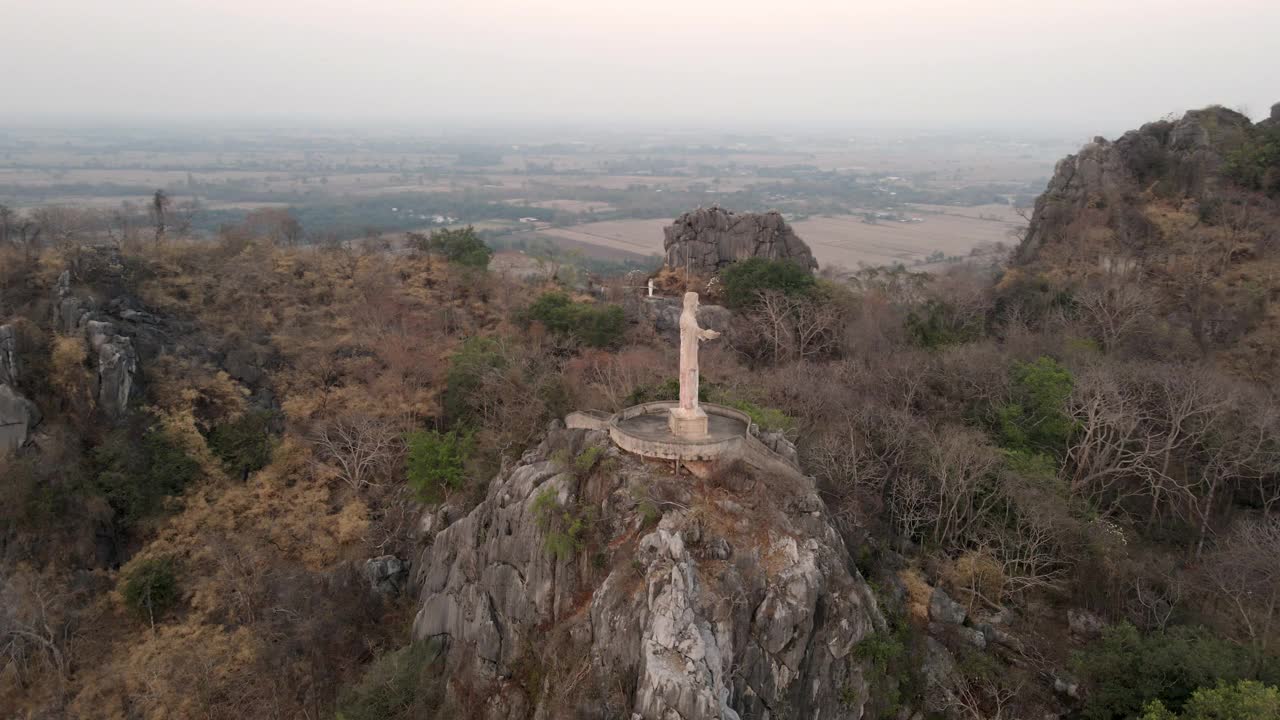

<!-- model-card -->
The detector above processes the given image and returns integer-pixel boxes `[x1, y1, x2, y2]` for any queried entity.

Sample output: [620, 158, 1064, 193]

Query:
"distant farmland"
[525, 219, 671, 260]
[520, 208, 1023, 270]
[792, 211, 1022, 270]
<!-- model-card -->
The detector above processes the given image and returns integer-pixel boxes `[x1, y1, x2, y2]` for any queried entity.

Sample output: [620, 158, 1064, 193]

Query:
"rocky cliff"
[412, 424, 885, 720]
[54, 264, 140, 420]
[664, 208, 818, 276]
[1009, 104, 1280, 377]
[0, 323, 39, 451]
[1016, 105, 1270, 265]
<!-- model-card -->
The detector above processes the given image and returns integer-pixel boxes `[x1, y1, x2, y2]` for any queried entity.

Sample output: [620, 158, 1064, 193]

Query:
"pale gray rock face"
[58, 297, 89, 335]
[413, 427, 884, 719]
[1067, 608, 1106, 639]
[0, 324, 18, 387]
[86, 320, 136, 420]
[0, 324, 37, 452]
[664, 208, 818, 275]
[54, 255, 141, 421]
[928, 587, 967, 626]
[0, 384, 40, 452]
[920, 637, 959, 714]
[364, 555, 409, 595]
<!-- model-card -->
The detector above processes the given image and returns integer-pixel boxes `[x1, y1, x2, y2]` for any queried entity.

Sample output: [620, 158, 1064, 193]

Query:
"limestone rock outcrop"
[1016, 105, 1256, 264]
[52, 254, 143, 421]
[365, 555, 410, 595]
[664, 208, 818, 275]
[0, 324, 18, 387]
[86, 320, 137, 420]
[413, 425, 884, 719]
[0, 384, 40, 452]
[0, 323, 40, 452]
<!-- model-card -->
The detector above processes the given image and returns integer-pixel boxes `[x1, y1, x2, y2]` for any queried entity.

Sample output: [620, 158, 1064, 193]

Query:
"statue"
[669, 291, 720, 437]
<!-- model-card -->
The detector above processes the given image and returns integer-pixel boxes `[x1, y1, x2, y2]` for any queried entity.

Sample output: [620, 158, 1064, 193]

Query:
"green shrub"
[430, 226, 492, 268]
[93, 427, 201, 528]
[995, 356, 1075, 460]
[628, 485, 662, 526]
[405, 429, 473, 503]
[535, 371, 574, 420]
[1141, 680, 1280, 720]
[336, 641, 445, 720]
[905, 299, 981, 348]
[720, 257, 816, 308]
[1224, 126, 1280, 194]
[853, 623, 921, 719]
[1073, 624, 1266, 720]
[0, 457, 71, 530]
[442, 337, 504, 427]
[625, 377, 707, 406]
[206, 409, 277, 477]
[532, 487, 587, 561]
[521, 291, 626, 348]
[728, 399, 795, 434]
[574, 445, 604, 476]
[121, 556, 179, 625]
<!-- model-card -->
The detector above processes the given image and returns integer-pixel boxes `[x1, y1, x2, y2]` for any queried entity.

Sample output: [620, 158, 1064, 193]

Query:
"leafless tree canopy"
[310, 415, 402, 489]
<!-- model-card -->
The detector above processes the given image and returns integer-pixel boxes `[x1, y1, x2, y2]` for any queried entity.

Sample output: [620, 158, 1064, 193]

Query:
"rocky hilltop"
[664, 208, 818, 275]
[412, 424, 885, 720]
[1017, 104, 1277, 265]
[1009, 103, 1280, 378]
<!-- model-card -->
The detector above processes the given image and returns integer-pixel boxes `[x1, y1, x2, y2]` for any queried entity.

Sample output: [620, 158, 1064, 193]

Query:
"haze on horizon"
[4, 0, 1278, 136]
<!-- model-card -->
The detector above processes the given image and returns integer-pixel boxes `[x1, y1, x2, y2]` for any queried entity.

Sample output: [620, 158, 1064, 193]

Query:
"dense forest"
[2, 105, 1279, 719]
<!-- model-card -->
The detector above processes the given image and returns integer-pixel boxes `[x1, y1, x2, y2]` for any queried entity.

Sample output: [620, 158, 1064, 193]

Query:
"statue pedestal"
[668, 406, 709, 438]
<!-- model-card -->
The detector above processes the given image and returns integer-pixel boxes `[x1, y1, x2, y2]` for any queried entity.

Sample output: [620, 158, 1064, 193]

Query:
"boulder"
[0, 384, 40, 452]
[1067, 608, 1106, 639]
[920, 636, 960, 714]
[364, 555, 409, 595]
[929, 586, 967, 625]
[955, 625, 988, 650]
[663, 207, 817, 275]
[1052, 672, 1082, 700]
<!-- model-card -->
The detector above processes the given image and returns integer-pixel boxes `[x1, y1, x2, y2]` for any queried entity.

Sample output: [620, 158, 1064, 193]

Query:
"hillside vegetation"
[0, 106, 1278, 720]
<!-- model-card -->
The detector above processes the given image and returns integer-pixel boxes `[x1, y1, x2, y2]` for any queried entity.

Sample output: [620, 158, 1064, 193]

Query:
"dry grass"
[899, 567, 933, 625]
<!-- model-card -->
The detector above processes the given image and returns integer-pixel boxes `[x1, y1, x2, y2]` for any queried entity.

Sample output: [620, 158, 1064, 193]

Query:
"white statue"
[669, 291, 720, 437]
[647, 278, 655, 298]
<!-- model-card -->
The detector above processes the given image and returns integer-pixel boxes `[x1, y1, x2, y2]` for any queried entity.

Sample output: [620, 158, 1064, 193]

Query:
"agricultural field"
[794, 209, 1021, 270]
[508, 208, 1022, 271]
[523, 219, 671, 260]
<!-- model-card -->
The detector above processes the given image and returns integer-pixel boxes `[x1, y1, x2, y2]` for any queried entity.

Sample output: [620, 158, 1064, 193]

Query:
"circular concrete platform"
[608, 401, 750, 462]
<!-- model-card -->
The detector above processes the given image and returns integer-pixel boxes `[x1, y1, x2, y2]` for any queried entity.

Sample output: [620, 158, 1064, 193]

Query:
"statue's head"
[683, 291, 699, 310]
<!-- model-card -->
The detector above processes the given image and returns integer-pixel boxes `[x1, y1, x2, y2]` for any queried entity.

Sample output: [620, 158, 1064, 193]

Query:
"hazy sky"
[5, 0, 1278, 134]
